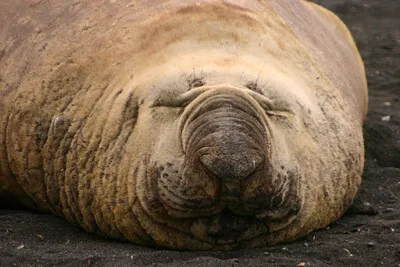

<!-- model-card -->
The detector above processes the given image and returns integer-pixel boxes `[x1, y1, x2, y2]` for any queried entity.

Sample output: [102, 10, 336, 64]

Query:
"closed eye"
[187, 77, 205, 89]
[245, 82, 264, 95]
[245, 89, 293, 117]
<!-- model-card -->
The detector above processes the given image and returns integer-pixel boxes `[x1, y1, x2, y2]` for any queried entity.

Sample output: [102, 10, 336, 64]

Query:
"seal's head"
[115, 47, 363, 250]
[90, 2, 364, 250]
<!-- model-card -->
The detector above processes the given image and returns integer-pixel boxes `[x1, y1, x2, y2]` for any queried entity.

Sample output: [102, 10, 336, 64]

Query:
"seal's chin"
[190, 209, 268, 245]
[189, 207, 299, 244]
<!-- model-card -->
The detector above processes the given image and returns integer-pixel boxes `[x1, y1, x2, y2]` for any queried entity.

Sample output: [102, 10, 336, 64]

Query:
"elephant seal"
[0, 0, 367, 250]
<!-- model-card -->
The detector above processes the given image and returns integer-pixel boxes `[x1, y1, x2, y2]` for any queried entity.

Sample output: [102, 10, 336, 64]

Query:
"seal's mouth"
[189, 205, 300, 244]
[190, 209, 268, 245]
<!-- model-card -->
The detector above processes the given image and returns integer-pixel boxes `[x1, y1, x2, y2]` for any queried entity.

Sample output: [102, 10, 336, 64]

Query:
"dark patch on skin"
[206, 210, 255, 240]
[34, 119, 49, 147]
[122, 92, 139, 124]
[114, 89, 123, 97]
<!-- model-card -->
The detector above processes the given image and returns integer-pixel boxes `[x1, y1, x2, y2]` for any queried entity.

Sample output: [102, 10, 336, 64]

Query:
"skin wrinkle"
[189, 108, 265, 138]
[160, 178, 214, 215]
[140, 161, 199, 237]
[48, 118, 71, 215]
[160, 172, 207, 205]
[7, 110, 50, 210]
[69, 123, 93, 226]
[116, 144, 143, 238]
[185, 113, 264, 157]
[42, 115, 62, 212]
[162, 180, 216, 211]
[1, 114, 15, 185]
[65, 127, 87, 224]
[95, 90, 133, 237]
[193, 91, 266, 121]
[76, 88, 112, 231]
[107, 110, 139, 221]
[52, 75, 108, 230]
[180, 87, 270, 152]
[44, 62, 106, 217]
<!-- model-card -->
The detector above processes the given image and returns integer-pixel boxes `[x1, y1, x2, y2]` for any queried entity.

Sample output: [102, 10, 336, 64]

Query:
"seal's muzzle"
[180, 86, 270, 208]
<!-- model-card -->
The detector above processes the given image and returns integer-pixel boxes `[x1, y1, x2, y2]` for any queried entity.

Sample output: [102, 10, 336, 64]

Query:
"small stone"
[297, 263, 306, 267]
[384, 208, 395, 213]
[381, 115, 391, 122]
[367, 242, 376, 247]
[382, 45, 393, 51]
[343, 248, 353, 257]
[383, 102, 392, 106]
[16, 245, 24, 250]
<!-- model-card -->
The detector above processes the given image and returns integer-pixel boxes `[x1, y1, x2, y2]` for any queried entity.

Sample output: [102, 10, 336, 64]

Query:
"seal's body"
[0, 0, 367, 250]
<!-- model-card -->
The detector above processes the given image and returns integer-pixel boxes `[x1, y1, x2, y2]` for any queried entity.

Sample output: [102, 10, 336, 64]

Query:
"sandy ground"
[1, 0, 399, 266]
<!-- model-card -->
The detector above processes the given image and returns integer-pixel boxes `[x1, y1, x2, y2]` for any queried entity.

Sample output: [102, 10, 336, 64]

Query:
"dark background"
[1, 0, 399, 266]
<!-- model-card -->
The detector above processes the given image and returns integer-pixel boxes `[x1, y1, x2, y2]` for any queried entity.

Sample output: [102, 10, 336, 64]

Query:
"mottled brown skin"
[0, 0, 367, 250]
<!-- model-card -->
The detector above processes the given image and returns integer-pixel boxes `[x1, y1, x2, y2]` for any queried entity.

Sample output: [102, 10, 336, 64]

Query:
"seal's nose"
[199, 149, 263, 182]
[199, 148, 263, 198]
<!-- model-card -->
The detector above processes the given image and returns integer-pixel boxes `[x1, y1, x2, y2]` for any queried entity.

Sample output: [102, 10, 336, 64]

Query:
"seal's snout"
[179, 85, 271, 205]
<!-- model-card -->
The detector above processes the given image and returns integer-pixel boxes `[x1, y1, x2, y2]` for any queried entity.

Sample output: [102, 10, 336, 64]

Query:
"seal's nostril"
[199, 152, 263, 182]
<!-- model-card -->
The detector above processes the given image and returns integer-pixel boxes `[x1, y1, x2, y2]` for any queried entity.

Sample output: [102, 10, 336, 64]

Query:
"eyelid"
[247, 90, 273, 110]
[266, 110, 293, 118]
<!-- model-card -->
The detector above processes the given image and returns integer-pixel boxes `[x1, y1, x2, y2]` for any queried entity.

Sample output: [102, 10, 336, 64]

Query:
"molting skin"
[0, 0, 367, 250]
